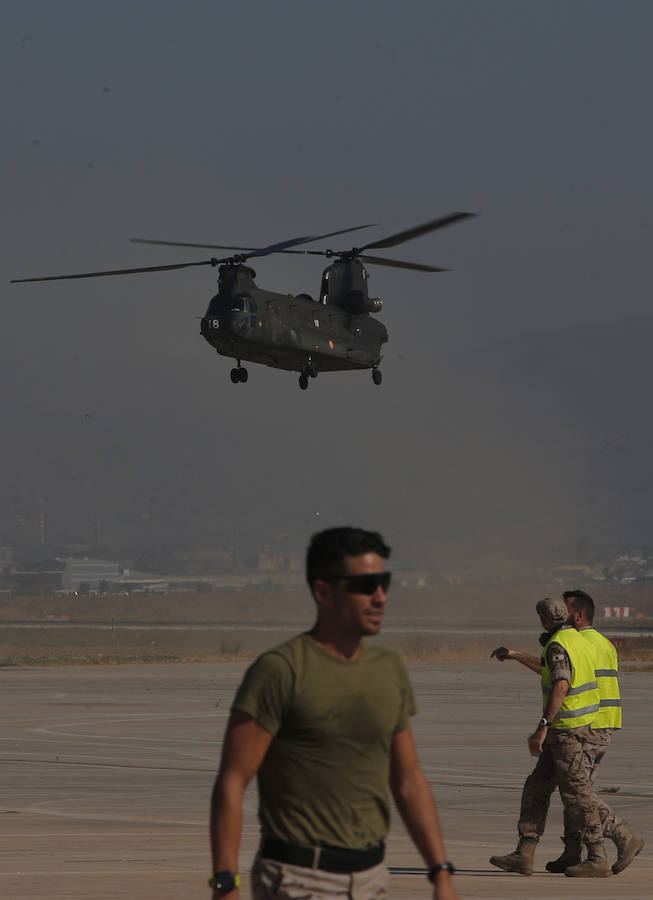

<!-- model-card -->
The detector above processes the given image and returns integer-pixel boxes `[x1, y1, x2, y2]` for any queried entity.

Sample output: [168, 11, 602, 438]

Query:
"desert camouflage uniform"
[517, 642, 603, 844]
[581, 726, 621, 836]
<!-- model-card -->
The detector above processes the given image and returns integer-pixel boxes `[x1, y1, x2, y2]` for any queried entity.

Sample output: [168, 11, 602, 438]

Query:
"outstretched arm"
[491, 646, 542, 674]
[390, 727, 459, 900]
[209, 710, 274, 899]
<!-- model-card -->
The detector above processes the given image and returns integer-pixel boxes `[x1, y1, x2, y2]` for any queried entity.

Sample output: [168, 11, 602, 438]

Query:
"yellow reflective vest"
[579, 627, 622, 729]
[541, 626, 600, 729]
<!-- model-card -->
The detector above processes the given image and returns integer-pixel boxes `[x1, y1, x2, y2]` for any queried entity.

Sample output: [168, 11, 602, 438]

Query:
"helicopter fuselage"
[200, 261, 388, 374]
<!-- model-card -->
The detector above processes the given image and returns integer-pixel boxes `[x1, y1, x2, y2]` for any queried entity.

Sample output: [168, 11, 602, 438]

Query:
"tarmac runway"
[0, 659, 650, 899]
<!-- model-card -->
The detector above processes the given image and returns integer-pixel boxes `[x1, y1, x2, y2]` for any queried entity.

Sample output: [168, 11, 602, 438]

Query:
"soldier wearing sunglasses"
[209, 527, 458, 900]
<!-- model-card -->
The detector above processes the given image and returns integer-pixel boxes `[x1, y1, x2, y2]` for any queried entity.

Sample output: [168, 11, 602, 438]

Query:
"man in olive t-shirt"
[209, 527, 458, 900]
[233, 632, 416, 850]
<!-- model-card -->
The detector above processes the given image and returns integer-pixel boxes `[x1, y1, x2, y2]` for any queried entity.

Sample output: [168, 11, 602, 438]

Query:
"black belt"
[259, 837, 385, 873]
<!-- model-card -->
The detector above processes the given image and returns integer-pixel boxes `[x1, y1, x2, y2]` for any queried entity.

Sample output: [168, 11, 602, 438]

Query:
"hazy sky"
[2, 2, 652, 563]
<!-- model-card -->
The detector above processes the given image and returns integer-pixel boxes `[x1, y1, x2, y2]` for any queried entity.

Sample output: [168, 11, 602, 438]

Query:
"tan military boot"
[489, 838, 537, 875]
[565, 843, 611, 877]
[545, 834, 582, 873]
[611, 824, 645, 875]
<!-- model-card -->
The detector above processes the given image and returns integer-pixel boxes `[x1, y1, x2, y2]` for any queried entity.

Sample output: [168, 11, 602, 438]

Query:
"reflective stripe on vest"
[579, 628, 622, 729]
[541, 627, 600, 729]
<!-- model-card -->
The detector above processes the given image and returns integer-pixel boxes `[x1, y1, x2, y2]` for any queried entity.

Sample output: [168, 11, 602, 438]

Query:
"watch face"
[211, 871, 237, 892]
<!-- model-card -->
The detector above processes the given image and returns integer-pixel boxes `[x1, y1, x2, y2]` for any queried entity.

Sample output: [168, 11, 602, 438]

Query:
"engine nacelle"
[345, 290, 383, 314]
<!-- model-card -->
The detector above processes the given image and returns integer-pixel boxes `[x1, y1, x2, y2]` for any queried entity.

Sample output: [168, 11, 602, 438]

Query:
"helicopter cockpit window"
[229, 295, 256, 314]
[320, 272, 329, 304]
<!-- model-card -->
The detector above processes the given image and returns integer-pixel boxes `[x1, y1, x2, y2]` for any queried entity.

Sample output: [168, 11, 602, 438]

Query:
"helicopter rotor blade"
[304, 222, 378, 241]
[129, 235, 316, 257]
[11, 224, 380, 284]
[265, 213, 476, 265]
[131, 238, 257, 252]
[359, 254, 449, 273]
[248, 224, 378, 259]
[268, 250, 449, 272]
[12, 217, 471, 283]
[130, 223, 377, 256]
[359, 212, 476, 252]
[10, 258, 221, 283]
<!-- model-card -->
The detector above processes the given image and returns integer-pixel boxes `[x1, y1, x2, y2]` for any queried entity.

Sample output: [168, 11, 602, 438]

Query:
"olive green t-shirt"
[232, 633, 417, 850]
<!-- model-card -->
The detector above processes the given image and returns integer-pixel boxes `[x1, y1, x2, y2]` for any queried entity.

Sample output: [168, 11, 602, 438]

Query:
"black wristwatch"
[208, 871, 240, 893]
[428, 862, 456, 882]
[538, 717, 552, 729]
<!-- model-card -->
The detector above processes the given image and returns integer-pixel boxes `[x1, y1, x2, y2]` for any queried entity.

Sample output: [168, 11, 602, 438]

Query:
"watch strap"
[428, 861, 456, 881]
[208, 871, 240, 892]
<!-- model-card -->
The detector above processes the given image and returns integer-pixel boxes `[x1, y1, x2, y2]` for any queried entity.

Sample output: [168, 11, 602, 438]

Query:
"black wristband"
[428, 862, 456, 882]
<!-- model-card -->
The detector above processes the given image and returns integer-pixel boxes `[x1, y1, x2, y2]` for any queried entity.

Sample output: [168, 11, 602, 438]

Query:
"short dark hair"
[306, 527, 391, 589]
[563, 589, 595, 624]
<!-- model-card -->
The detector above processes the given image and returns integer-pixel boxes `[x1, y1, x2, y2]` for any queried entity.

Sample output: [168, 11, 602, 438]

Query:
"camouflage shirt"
[546, 641, 572, 683]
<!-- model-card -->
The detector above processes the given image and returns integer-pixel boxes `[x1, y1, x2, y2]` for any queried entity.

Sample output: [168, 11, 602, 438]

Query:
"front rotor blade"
[131, 238, 257, 251]
[361, 212, 476, 251]
[11, 259, 219, 283]
[360, 254, 449, 273]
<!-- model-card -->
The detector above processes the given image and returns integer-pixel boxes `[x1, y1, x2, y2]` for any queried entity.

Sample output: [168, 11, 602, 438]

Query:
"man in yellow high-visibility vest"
[490, 596, 609, 877]
[491, 591, 645, 876]
[554, 589, 644, 875]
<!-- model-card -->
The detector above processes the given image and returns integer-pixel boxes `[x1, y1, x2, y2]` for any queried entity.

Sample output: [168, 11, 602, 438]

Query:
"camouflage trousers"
[518, 726, 605, 847]
[569, 727, 620, 839]
[251, 856, 388, 900]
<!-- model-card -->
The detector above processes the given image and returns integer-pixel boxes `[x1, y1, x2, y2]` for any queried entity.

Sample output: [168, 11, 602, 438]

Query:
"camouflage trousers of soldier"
[518, 726, 605, 846]
[572, 727, 621, 839]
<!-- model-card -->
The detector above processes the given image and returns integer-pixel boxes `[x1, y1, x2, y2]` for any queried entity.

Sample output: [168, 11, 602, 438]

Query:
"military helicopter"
[11, 212, 474, 389]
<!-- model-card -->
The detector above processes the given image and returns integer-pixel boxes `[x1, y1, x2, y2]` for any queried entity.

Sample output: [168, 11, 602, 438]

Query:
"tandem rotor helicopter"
[12, 212, 475, 390]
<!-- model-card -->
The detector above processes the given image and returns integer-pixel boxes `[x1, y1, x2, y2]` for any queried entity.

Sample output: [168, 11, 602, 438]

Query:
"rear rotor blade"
[11, 258, 220, 283]
[268, 249, 451, 271]
[359, 254, 449, 273]
[360, 212, 476, 251]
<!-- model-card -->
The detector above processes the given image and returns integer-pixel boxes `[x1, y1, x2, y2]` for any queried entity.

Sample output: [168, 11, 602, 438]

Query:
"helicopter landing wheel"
[299, 373, 309, 390]
[230, 366, 248, 384]
[301, 362, 318, 379]
[372, 367, 383, 385]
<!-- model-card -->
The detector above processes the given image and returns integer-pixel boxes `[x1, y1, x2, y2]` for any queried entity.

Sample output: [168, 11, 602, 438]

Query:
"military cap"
[535, 596, 568, 623]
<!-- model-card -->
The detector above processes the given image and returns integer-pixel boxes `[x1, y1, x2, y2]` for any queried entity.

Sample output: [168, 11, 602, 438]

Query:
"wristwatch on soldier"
[538, 717, 551, 729]
[208, 870, 240, 893]
[427, 861, 456, 882]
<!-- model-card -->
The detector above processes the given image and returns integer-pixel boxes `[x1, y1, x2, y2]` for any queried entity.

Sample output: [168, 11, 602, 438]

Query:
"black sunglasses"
[322, 571, 392, 595]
